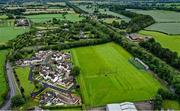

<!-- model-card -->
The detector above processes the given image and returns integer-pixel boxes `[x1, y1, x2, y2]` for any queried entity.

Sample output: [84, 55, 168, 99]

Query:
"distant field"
[15, 67, 34, 97]
[0, 50, 8, 105]
[76, 4, 130, 22]
[127, 9, 180, 35]
[72, 42, 163, 107]
[103, 18, 121, 24]
[145, 23, 180, 35]
[26, 13, 84, 23]
[99, 9, 130, 22]
[163, 100, 180, 110]
[0, 20, 30, 43]
[127, 9, 180, 22]
[0, 27, 30, 43]
[0, 14, 8, 19]
[139, 30, 180, 55]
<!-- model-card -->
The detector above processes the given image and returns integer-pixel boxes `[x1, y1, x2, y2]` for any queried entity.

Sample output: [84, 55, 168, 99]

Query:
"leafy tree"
[154, 94, 163, 110]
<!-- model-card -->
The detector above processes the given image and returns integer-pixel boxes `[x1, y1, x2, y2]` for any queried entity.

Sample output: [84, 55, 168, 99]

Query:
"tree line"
[110, 9, 155, 33]
[65, 1, 88, 14]
[140, 38, 180, 71]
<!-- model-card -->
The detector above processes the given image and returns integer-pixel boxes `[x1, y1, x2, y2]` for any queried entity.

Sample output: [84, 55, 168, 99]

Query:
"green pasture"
[15, 67, 34, 97]
[25, 13, 84, 23]
[0, 50, 8, 105]
[0, 27, 30, 43]
[139, 30, 180, 55]
[127, 9, 180, 22]
[163, 100, 180, 110]
[0, 20, 30, 43]
[71, 42, 163, 107]
[146, 23, 180, 35]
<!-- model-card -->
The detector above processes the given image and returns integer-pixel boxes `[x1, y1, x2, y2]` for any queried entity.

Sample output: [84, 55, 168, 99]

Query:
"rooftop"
[106, 102, 137, 111]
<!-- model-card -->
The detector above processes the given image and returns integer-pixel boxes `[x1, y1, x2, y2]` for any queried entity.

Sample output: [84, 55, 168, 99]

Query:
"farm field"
[103, 18, 121, 24]
[145, 23, 180, 35]
[127, 9, 180, 22]
[25, 13, 84, 23]
[162, 100, 180, 110]
[139, 30, 180, 55]
[71, 42, 163, 107]
[127, 9, 180, 34]
[0, 50, 8, 105]
[76, 4, 130, 22]
[99, 8, 130, 22]
[0, 27, 30, 43]
[24, 8, 75, 15]
[0, 20, 30, 43]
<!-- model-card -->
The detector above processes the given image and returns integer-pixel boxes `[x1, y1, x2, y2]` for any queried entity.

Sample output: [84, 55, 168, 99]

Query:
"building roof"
[106, 102, 137, 111]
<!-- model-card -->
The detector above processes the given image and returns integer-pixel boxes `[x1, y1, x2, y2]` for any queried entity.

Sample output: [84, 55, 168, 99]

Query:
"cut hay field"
[127, 9, 180, 34]
[145, 23, 180, 35]
[26, 13, 84, 23]
[0, 50, 8, 105]
[139, 30, 180, 55]
[127, 9, 180, 22]
[71, 42, 163, 107]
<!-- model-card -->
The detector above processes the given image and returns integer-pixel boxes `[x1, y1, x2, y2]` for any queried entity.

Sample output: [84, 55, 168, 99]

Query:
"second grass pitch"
[71, 42, 163, 107]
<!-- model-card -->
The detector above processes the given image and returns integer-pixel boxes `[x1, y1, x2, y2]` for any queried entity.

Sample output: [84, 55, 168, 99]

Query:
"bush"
[11, 95, 25, 107]
[1, 91, 8, 100]
[71, 66, 80, 76]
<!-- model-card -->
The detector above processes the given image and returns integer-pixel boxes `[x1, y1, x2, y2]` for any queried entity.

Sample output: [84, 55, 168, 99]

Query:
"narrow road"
[1, 61, 17, 110]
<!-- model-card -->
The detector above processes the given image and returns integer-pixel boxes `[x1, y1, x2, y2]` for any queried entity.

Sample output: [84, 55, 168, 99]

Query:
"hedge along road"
[1, 61, 20, 110]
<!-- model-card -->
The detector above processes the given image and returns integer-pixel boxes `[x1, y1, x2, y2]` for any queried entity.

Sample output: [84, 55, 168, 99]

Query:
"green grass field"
[71, 42, 163, 107]
[139, 30, 180, 55]
[163, 100, 180, 110]
[145, 23, 180, 35]
[127, 9, 180, 22]
[15, 67, 34, 97]
[26, 13, 84, 23]
[0, 20, 30, 43]
[0, 50, 8, 105]
[15, 67, 39, 109]
[0, 27, 30, 43]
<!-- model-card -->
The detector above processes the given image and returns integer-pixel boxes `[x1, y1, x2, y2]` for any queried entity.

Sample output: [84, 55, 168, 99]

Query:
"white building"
[106, 102, 137, 111]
